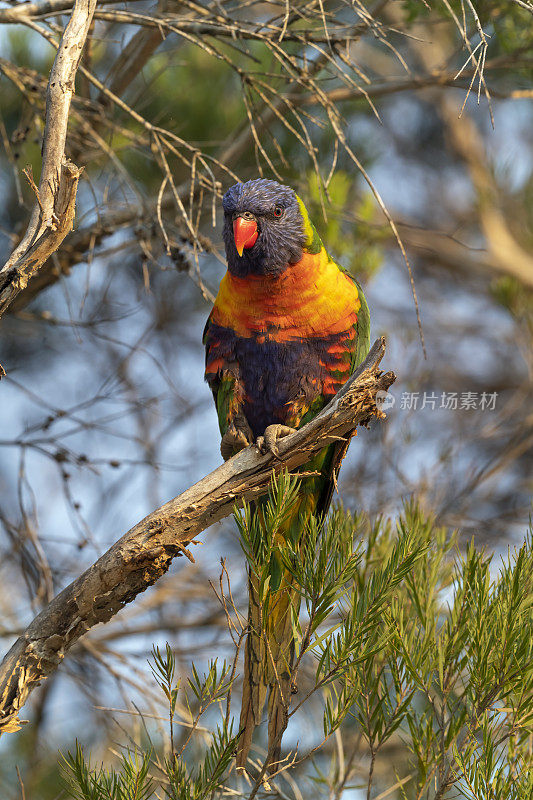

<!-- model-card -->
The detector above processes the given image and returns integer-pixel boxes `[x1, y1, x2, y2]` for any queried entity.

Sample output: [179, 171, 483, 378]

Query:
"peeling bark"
[0, 338, 395, 736]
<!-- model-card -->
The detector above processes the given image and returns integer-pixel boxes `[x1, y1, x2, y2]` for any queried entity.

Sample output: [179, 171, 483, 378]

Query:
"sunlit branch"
[0, 338, 394, 736]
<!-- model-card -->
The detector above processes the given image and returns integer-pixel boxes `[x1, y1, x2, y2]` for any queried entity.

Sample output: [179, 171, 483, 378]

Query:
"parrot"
[203, 178, 370, 769]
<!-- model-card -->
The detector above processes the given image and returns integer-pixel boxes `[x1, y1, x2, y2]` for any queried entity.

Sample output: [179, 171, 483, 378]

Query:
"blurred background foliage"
[0, 0, 532, 796]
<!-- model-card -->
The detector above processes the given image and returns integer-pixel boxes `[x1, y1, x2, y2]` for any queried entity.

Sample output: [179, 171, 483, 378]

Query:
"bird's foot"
[256, 424, 297, 458]
[220, 424, 252, 461]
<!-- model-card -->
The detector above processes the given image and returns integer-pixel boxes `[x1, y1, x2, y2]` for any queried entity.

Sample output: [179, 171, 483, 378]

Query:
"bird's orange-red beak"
[233, 216, 258, 256]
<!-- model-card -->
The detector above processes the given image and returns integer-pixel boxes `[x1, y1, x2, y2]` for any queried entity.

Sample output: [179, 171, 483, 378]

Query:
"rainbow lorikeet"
[204, 179, 370, 768]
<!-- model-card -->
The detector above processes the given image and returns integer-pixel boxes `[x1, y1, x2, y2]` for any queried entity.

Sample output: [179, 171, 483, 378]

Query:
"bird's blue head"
[222, 179, 307, 277]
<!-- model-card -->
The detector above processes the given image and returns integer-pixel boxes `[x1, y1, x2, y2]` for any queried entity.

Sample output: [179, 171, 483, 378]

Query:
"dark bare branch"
[0, 0, 142, 23]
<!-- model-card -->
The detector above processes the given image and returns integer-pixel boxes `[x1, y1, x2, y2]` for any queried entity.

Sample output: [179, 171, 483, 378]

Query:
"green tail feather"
[237, 563, 299, 769]
[237, 456, 332, 769]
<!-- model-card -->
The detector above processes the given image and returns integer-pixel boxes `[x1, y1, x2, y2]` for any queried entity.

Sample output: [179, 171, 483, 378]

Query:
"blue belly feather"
[206, 322, 339, 438]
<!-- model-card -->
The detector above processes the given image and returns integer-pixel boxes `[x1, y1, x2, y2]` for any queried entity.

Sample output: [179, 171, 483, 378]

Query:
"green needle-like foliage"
[61, 475, 533, 799]
[62, 743, 153, 800]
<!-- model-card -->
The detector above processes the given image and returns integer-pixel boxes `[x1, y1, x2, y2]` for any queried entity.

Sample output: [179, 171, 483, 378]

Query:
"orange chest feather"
[211, 249, 360, 340]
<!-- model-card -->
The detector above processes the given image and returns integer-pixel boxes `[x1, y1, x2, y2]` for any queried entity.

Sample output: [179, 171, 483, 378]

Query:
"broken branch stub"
[0, 0, 97, 320]
[0, 160, 83, 317]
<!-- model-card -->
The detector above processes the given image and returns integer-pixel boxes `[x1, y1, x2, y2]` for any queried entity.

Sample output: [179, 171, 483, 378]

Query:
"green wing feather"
[351, 276, 371, 370]
[213, 373, 239, 437]
[203, 314, 242, 438]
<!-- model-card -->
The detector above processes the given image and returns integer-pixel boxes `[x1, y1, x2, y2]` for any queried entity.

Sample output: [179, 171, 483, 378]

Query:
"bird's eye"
[273, 206, 283, 217]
